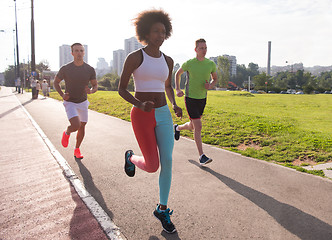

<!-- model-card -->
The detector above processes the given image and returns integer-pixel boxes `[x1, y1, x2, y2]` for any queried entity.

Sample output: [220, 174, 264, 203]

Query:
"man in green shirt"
[175, 38, 218, 165]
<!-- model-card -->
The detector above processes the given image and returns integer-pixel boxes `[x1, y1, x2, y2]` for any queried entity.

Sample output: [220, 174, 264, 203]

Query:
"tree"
[273, 72, 288, 90]
[3, 60, 51, 88]
[217, 56, 230, 88]
[4, 65, 16, 87]
[98, 73, 134, 91]
[36, 60, 50, 73]
[248, 62, 259, 77]
[234, 64, 248, 87]
[316, 71, 332, 90]
[253, 72, 270, 90]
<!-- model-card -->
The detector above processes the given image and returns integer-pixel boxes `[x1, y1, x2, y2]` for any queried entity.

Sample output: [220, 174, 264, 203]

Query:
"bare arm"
[86, 79, 98, 94]
[165, 56, 182, 118]
[205, 71, 218, 90]
[53, 76, 69, 100]
[175, 67, 184, 97]
[210, 71, 218, 88]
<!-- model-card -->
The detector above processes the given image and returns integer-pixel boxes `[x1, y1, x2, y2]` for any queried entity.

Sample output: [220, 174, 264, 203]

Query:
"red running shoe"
[61, 131, 70, 148]
[74, 148, 83, 159]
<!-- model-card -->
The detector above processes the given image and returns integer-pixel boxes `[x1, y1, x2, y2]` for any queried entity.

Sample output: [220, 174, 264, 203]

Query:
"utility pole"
[31, 0, 37, 99]
[31, 0, 35, 74]
[14, 0, 20, 93]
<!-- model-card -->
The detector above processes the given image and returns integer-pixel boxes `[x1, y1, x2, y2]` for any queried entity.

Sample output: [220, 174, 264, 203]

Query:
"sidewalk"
[0, 87, 117, 240]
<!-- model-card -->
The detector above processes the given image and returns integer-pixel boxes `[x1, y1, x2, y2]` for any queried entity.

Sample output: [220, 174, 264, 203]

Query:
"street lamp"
[14, 0, 21, 93]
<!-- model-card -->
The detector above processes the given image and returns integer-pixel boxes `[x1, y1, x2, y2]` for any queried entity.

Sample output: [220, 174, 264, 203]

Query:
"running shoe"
[61, 131, 70, 148]
[174, 124, 180, 141]
[153, 205, 177, 234]
[74, 148, 83, 159]
[124, 150, 135, 177]
[199, 154, 212, 166]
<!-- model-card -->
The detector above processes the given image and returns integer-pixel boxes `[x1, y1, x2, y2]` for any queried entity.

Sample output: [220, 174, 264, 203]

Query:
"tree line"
[2, 58, 331, 94]
[3, 61, 50, 87]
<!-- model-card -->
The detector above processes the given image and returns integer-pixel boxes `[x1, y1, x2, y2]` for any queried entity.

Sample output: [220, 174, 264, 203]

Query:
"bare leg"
[177, 120, 194, 131]
[66, 116, 81, 134]
[191, 118, 203, 156]
[75, 122, 87, 149]
[178, 119, 203, 156]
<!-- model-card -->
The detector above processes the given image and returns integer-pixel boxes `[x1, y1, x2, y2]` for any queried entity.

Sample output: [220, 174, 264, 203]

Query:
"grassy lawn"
[49, 90, 332, 177]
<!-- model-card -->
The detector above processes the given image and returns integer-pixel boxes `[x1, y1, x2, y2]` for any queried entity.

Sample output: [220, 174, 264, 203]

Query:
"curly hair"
[133, 9, 172, 45]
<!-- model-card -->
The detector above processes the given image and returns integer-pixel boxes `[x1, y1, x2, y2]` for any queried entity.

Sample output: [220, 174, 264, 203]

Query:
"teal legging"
[130, 105, 174, 206]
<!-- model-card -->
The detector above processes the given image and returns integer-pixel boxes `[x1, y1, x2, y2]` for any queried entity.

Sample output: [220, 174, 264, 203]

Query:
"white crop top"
[133, 49, 169, 92]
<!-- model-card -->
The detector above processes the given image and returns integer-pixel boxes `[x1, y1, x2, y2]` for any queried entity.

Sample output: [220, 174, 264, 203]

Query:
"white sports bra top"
[133, 49, 169, 92]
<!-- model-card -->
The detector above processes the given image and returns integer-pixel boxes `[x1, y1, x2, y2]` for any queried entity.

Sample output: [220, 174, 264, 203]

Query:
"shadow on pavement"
[0, 94, 14, 99]
[75, 157, 114, 220]
[148, 230, 181, 240]
[0, 98, 33, 119]
[69, 183, 108, 240]
[189, 160, 332, 240]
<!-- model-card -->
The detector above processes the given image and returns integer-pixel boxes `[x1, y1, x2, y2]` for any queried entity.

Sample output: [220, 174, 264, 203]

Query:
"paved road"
[16, 90, 332, 239]
[0, 87, 110, 240]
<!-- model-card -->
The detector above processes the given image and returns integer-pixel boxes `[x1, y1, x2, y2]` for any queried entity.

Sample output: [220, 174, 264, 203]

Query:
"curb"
[16, 95, 126, 240]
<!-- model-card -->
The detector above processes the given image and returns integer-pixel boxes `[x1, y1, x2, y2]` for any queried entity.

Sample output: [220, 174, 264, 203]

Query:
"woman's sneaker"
[199, 154, 212, 166]
[153, 204, 177, 234]
[124, 150, 135, 177]
[174, 124, 180, 141]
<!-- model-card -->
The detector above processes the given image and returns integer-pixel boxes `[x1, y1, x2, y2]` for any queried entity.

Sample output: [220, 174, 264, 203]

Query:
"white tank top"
[133, 49, 169, 92]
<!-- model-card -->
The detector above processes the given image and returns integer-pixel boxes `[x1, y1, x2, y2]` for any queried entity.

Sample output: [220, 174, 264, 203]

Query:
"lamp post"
[14, 0, 21, 93]
[31, 0, 35, 74]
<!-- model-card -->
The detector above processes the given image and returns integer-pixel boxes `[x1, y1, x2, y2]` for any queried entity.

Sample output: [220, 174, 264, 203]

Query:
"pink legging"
[130, 105, 174, 205]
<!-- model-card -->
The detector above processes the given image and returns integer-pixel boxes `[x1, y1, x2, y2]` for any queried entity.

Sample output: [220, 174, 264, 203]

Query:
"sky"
[0, 0, 332, 73]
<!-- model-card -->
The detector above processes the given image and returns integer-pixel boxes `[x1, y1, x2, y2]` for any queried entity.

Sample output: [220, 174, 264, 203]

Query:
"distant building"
[125, 37, 143, 57]
[223, 55, 237, 76]
[260, 63, 304, 76]
[59, 44, 88, 68]
[113, 49, 125, 76]
[113, 37, 143, 76]
[97, 58, 109, 69]
[210, 55, 237, 76]
[96, 58, 110, 77]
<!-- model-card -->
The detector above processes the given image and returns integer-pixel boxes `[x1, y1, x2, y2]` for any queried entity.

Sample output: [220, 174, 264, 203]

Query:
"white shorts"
[63, 100, 89, 123]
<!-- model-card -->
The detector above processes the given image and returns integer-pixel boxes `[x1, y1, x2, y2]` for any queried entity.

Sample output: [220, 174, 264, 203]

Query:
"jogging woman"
[118, 9, 182, 234]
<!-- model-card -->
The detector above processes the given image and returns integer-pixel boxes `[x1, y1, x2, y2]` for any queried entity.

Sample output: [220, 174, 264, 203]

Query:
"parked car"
[323, 91, 331, 94]
[296, 91, 304, 94]
[249, 90, 258, 94]
[268, 91, 276, 94]
[287, 89, 297, 94]
[280, 91, 287, 94]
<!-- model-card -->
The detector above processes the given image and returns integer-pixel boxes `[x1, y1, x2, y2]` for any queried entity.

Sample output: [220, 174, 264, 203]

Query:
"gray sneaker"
[199, 154, 212, 166]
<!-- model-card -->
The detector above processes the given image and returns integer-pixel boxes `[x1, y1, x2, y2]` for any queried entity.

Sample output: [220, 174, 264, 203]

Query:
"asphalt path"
[17, 91, 332, 240]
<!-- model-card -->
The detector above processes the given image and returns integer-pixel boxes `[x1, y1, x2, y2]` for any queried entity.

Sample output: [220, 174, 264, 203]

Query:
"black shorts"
[185, 97, 207, 119]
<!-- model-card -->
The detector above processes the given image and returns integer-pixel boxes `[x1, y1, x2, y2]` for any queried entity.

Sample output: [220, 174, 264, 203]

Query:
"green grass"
[49, 90, 332, 174]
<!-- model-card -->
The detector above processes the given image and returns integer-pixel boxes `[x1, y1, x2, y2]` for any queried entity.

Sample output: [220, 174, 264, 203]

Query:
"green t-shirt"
[181, 58, 217, 99]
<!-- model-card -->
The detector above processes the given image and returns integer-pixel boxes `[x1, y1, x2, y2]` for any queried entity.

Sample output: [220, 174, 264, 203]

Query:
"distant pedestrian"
[54, 43, 98, 159]
[174, 38, 218, 166]
[36, 80, 41, 98]
[41, 79, 48, 97]
[118, 9, 182, 234]
[31, 77, 37, 99]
